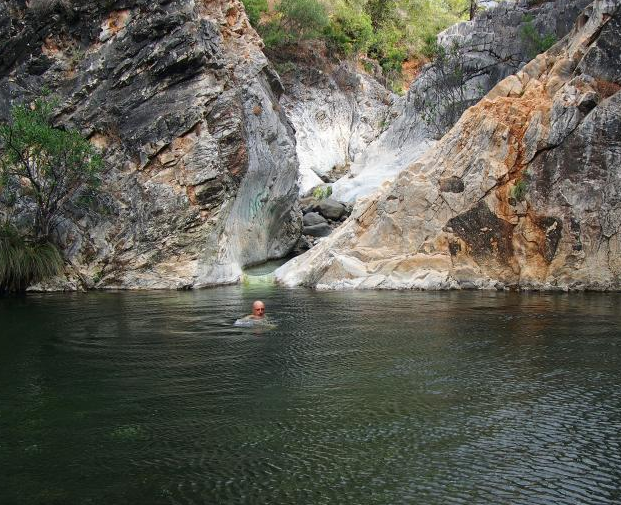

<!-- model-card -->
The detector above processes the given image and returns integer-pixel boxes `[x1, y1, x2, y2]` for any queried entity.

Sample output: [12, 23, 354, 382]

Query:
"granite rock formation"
[277, 54, 399, 195]
[331, 0, 592, 203]
[0, 0, 300, 289]
[276, 0, 621, 291]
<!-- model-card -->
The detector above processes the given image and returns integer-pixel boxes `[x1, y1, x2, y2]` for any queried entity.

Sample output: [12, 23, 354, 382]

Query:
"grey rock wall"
[277, 56, 399, 195]
[0, 0, 300, 289]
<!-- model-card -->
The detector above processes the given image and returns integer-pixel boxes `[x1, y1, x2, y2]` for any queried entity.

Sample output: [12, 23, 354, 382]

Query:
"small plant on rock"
[312, 186, 332, 200]
[520, 14, 557, 59]
[510, 178, 528, 202]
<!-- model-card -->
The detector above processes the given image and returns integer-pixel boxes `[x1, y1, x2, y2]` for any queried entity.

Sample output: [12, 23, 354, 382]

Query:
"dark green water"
[1, 287, 621, 505]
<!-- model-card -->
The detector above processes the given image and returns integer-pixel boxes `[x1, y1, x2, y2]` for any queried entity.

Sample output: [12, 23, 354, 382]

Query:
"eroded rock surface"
[331, 0, 592, 203]
[0, 0, 300, 289]
[277, 53, 400, 196]
[276, 0, 621, 291]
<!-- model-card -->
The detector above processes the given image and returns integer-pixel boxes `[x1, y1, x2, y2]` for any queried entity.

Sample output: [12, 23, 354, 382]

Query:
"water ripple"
[1, 289, 621, 504]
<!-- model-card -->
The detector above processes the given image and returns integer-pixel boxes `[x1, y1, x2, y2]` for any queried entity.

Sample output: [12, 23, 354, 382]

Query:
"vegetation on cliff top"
[243, 0, 479, 89]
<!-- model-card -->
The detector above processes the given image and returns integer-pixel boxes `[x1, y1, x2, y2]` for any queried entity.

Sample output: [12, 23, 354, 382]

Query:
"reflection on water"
[1, 289, 621, 504]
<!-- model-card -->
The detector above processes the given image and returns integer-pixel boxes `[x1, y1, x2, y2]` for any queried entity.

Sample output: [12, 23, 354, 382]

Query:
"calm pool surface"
[1, 287, 621, 504]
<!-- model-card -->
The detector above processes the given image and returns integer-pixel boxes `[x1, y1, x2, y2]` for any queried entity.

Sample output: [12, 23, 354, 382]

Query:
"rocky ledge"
[276, 0, 621, 291]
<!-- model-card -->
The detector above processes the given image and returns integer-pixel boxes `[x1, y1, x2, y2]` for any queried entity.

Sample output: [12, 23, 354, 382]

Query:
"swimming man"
[249, 300, 265, 319]
[234, 300, 268, 327]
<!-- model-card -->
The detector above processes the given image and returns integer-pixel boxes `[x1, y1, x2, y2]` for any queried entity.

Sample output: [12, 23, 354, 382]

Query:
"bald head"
[252, 300, 265, 318]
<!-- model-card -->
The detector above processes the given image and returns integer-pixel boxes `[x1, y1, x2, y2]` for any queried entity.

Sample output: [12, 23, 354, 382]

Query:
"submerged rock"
[276, 0, 621, 291]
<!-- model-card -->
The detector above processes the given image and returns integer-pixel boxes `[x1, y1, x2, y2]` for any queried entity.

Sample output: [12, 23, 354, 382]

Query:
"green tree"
[324, 2, 374, 56]
[0, 96, 102, 241]
[241, 0, 268, 27]
[278, 0, 329, 42]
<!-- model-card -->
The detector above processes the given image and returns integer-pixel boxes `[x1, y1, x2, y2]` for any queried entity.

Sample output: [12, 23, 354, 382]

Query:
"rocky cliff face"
[0, 0, 300, 289]
[276, 53, 399, 196]
[276, 0, 621, 291]
[331, 0, 592, 203]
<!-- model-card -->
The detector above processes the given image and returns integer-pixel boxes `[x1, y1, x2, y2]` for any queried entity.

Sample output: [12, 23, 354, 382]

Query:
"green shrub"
[312, 185, 332, 200]
[378, 45, 407, 75]
[0, 96, 102, 241]
[241, 0, 269, 27]
[259, 0, 329, 48]
[521, 14, 557, 58]
[368, 23, 407, 85]
[365, 0, 398, 30]
[273, 60, 297, 75]
[421, 34, 440, 59]
[0, 224, 63, 293]
[510, 179, 528, 201]
[261, 20, 289, 48]
[278, 0, 329, 42]
[361, 59, 375, 74]
[324, 4, 373, 56]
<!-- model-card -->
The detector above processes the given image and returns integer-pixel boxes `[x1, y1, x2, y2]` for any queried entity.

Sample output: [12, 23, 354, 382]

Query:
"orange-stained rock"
[277, 0, 621, 292]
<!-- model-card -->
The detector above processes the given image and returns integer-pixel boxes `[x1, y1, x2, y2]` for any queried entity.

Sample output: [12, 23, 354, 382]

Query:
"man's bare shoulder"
[234, 315, 274, 328]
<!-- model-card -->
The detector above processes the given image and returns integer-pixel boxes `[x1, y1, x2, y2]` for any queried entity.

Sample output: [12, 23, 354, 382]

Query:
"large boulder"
[303, 212, 327, 227]
[302, 223, 332, 238]
[316, 198, 346, 220]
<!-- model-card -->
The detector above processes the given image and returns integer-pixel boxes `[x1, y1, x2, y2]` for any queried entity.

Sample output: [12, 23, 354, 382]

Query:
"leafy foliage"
[324, 3, 374, 56]
[0, 223, 63, 293]
[368, 24, 407, 81]
[520, 14, 557, 59]
[260, 0, 329, 47]
[312, 185, 332, 200]
[0, 96, 102, 241]
[241, 0, 269, 27]
[253, 0, 475, 89]
[510, 179, 528, 202]
[279, 0, 330, 40]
